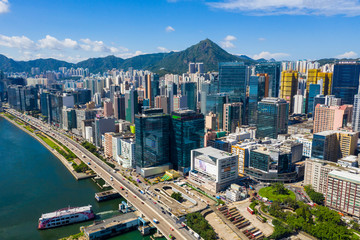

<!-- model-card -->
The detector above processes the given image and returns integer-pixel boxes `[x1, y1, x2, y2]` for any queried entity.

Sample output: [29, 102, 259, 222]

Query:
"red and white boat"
[38, 205, 95, 229]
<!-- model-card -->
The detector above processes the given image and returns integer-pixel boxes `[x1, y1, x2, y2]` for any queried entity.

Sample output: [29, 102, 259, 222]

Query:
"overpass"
[5, 109, 195, 240]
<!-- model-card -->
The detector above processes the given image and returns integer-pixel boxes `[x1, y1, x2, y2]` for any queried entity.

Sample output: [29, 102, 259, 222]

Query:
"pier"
[95, 189, 120, 202]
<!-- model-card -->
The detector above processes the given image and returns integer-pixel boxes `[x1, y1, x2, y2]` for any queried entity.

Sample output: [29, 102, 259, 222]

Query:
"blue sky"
[0, 0, 359, 62]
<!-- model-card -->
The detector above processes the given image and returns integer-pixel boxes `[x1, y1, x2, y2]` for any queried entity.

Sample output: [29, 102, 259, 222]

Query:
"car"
[133, 195, 136, 198]
[153, 201, 157, 204]
[110, 177, 113, 181]
[141, 202, 144, 204]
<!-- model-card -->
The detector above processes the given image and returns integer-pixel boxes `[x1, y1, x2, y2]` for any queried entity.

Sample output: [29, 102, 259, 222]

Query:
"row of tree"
[304, 185, 325, 205]
[186, 212, 217, 240]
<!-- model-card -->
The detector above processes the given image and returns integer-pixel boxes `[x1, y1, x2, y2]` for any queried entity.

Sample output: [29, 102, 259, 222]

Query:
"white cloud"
[0, 35, 35, 49]
[80, 38, 128, 53]
[165, 26, 175, 32]
[207, 0, 360, 16]
[220, 35, 236, 48]
[258, 37, 266, 41]
[0, 0, 9, 14]
[253, 51, 290, 60]
[38, 35, 79, 50]
[157, 46, 169, 52]
[337, 51, 358, 59]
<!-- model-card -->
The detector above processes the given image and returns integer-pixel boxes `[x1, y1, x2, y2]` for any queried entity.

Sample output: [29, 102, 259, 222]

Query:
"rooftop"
[328, 170, 360, 185]
[193, 147, 236, 160]
[84, 212, 138, 234]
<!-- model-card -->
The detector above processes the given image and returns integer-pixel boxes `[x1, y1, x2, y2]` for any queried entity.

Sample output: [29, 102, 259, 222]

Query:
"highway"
[5, 109, 195, 240]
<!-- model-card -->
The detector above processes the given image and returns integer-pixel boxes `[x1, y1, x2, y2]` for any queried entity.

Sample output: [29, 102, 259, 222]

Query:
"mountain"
[153, 39, 253, 73]
[0, 39, 258, 74]
[77, 55, 124, 73]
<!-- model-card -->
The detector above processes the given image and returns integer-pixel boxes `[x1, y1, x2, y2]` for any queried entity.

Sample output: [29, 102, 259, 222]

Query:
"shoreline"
[0, 113, 94, 180]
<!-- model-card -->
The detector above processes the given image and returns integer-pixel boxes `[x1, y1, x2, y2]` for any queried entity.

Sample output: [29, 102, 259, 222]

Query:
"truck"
[153, 218, 159, 224]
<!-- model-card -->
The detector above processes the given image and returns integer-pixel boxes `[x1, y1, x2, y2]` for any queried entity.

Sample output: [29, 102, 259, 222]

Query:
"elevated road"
[6, 109, 195, 240]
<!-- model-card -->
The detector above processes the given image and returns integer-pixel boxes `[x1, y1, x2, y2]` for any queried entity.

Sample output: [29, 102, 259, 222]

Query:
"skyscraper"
[332, 62, 360, 105]
[200, 93, 227, 130]
[223, 102, 242, 133]
[254, 62, 281, 98]
[170, 110, 204, 173]
[219, 62, 248, 99]
[256, 98, 289, 139]
[352, 93, 360, 132]
[181, 82, 197, 111]
[103, 100, 114, 117]
[113, 93, 125, 120]
[306, 69, 332, 95]
[125, 87, 138, 123]
[280, 71, 298, 113]
[293, 95, 304, 114]
[135, 109, 170, 170]
[307, 84, 321, 114]
[248, 75, 266, 124]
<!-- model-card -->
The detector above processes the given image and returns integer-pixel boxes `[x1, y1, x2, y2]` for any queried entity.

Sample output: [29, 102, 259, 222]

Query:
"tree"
[271, 182, 289, 195]
[171, 192, 183, 202]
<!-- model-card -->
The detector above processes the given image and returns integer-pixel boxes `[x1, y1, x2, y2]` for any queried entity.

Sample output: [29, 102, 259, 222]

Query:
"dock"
[95, 189, 121, 202]
[82, 213, 139, 240]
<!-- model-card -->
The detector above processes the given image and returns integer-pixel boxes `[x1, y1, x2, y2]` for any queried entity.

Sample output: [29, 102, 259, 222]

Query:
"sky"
[0, 0, 360, 63]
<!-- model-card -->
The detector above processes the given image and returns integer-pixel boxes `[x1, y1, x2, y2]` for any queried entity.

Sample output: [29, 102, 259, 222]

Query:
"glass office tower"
[181, 82, 197, 111]
[332, 62, 360, 104]
[170, 110, 204, 173]
[307, 84, 321, 115]
[255, 62, 281, 98]
[256, 98, 289, 139]
[135, 109, 170, 169]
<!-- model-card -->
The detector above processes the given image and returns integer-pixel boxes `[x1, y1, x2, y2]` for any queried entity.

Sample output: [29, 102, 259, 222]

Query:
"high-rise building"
[352, 93, 360, 132]
[181, 82, 197, 111]
[62, 108, 77, 131]
[248, 75, 267, 124]
[201, 93, 227, 130]
[93, 117, 116, 147]
[223, 102, 242, 133]
[135, 109, 170, 170]
[306, 69, 332, 96]
[125, 87, 138, 123]
[173, 95, 187, 111]
[189, 62, 196, 74]
[256, 98, 289, 139]
[293, 95, 304, 114]
[332, 62, 360, 105]
[326, 170, 360, 218]
[170, 110, 204, 173]
[311, 130, 359, 162]
[218, 62, 248, 118]
[280, 71, 298, 113]
[307, 84, 321, 114]
[313, 104, 353, 133]
[205, 112, 217, 130]
[254, 62, 281, 98]
[113, 93, 125, 120]
[103, 100, 114, 117]
[155, 95, 170, 114]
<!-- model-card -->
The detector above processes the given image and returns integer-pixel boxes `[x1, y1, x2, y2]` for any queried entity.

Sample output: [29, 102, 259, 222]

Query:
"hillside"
[0, 39, 261, 74]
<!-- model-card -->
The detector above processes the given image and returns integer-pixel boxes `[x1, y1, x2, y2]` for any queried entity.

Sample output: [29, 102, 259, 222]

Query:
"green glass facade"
[170, 110, 204, 173]
[135, 111, 170, 168]
[256, 98, 288, 139]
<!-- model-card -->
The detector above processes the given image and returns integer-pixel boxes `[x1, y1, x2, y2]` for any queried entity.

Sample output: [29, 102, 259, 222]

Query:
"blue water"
[0, 117, 160, 240]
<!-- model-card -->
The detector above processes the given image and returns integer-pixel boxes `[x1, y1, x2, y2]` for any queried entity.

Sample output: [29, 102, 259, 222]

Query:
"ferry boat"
[38, 205, 95, 229]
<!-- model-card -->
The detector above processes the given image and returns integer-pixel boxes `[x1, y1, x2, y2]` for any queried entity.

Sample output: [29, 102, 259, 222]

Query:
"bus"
[247, 206, 254, 215]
